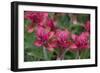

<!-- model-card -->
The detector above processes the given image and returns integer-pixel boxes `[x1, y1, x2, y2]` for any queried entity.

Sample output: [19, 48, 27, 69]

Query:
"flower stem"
[76, 50, 80, 59]
[57, 49, 68, 60]
[43, 47, 48, 60]
[60, 49, 68, 60]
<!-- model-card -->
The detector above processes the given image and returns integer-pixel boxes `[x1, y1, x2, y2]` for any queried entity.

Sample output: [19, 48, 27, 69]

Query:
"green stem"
[76, 50, 80, 59]
[60, 49, 68, 60]
[57, 49, 68, 60]
[43, 47, 48, 60]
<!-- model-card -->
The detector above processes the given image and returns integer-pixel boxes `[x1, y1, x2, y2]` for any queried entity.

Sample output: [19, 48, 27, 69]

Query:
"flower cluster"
[24, 11, 90, 60]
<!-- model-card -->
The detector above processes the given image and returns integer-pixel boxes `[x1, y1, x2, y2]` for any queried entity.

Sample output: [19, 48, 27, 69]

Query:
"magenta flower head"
[46, 19, 56, 31]
[24, 11, 48, 24]
[55, 29, 71, 49]
[34, 26, 49, 46]
[70, 32, 90, 51]
[34, 26, 56, 52]
[24, 12, 48, 33]
[24, 11, 35, 21]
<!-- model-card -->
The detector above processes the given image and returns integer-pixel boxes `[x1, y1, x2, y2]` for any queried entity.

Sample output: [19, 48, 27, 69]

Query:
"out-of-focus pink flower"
[24, 11, 48, 25]
[34, 26, 56, 51]
[39, 12, 48, 26]
[36, 26, 49, 42]
[84, 21, 90, 32]
[70, 32, 89, 50]
[24, 11, 35, 20]
[55, 29, 71, 49]
[46, 19, 56, 31]
[25, 12, 48, 33]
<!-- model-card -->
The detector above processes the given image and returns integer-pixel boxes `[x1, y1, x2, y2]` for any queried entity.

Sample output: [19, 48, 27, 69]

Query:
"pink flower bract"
[71, 32, 90, 50]
[55, 29, 71, 49]
[34, 26, 56, 52]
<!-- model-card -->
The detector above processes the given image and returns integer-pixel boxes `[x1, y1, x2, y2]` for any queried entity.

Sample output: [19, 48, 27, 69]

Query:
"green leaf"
[64, 51, 76, 59]
[24, 31, 36, 48]
[77, 14, 90, 24]
[47, 51, 54, 60]
[69, 24, 85, 35]
[57, 15, 70, 28]
[24, 19, 31, 25]
[80, 49, 90, 59]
